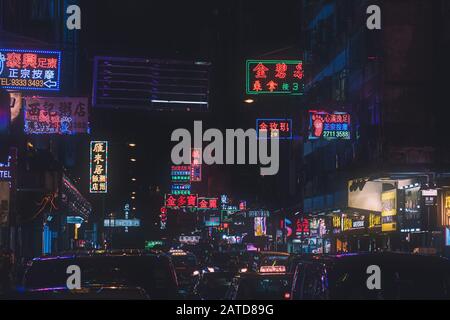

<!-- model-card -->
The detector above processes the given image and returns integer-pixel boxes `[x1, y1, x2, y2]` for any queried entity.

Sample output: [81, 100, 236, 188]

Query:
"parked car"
[20, 252, 179, 300]
[290, 252, 450, 300]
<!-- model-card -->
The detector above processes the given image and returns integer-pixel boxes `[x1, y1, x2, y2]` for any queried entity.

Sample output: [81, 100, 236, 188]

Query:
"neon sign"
[190, 148, 202, 182]
[309, 111, 351, 140]
[171, 183, 191, 195]
[0, 48, 61, 91]
[246, 60, 304, 95]
[171, 165, 191, 182]
[165, 194, 198, 209]
[257, 119, 292, 139]
[89, 141, 108, 193]
[197, 197, 219, 210]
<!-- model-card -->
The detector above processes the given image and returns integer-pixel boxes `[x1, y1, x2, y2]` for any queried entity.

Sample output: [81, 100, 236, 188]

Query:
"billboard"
[257, 119, 292, 139]
[309, 110, 351, 140]
[92, 56, 210, 111]
[89, 141, 108, 193]
[399, 186, 422, 231]
[0, 48, 61, 91]
[381, 189, 397, 232]
[348, 180, 383, 212]
[24, 97, 89, 135]
[254, 217, 267, 236]
[246, 60, 304, 95]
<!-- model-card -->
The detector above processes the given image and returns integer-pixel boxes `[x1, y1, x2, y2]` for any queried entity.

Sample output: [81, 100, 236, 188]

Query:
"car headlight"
[207, 267, 215, 273]
[192, 270, 200, 276]
[239, 268, 248, 273]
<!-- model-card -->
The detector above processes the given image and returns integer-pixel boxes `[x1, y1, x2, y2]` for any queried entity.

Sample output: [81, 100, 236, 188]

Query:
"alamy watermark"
[171, 121, 279, 176]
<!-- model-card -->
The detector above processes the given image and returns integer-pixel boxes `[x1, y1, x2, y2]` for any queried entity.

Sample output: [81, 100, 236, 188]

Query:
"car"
[167, 249, 200, 296]
[240, 251, 291, 273]
[191, 271, 235, 300]
[290, 252, 450, 300]
[20, 252, 179, 300]
[226, 265, 293, 300]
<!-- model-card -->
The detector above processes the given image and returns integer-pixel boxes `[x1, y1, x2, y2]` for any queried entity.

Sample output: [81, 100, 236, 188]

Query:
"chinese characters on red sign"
[257, 119, 292, 139]
[190, 148, 202, 182]
[24, 97, 89, 135]
[165, 194, 198, 209]
[309, 111, 351, 140]
[0, 49, 61, 91]
[197, 197, 219, 210]
[89, 141, 108, 193]
[246, 60, 304, 95]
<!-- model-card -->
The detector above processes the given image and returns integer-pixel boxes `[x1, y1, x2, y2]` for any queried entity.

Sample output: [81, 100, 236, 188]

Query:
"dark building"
[297, 0, 450, 254]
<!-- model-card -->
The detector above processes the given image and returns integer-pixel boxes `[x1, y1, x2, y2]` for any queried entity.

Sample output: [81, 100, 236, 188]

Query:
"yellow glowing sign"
[381, 189, 397, 232]
[369, 213, 381, 228]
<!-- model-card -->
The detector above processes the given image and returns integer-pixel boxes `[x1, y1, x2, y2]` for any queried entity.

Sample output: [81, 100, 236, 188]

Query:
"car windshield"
[198, 273, 234, 299]
[260, 255, 290, 266]
[171, 254, 197, 267]
[236, 275, 291, 300]
[24, 256, 175, 298]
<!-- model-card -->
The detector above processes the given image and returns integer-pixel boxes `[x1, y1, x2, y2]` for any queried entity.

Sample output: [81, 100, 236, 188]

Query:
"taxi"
[226, 265, 293, 300]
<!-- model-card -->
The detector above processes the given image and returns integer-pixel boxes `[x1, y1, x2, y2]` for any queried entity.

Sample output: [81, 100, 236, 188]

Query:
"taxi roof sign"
[259, 265, 286, 273]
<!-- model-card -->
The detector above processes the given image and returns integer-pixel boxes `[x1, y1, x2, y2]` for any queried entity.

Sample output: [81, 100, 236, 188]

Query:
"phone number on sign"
[0, 78, 45, 88]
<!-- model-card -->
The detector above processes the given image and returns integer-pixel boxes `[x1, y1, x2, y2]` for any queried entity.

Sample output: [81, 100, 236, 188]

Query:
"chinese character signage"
[171, 183, 191, 195]
[197, 197, 219, 210]
[89, 141, 108, 193]
[24, 97, 89, 135]
[190, 148, 202, 182]
[165, 194, 198, 209]
[309, 111, 351, 140]
[239, 200, 247, 211]
[257, 119, 292, 139]
[381, 190, 397, 232]
[295, 218, 310, 238]
[0, 49, 61, 91]
[171, 165, 191, 182]
[246, 60, 304, 95]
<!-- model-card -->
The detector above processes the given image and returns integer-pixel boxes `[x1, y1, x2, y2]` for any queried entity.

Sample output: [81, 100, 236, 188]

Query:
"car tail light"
[284, 292, 291, 299]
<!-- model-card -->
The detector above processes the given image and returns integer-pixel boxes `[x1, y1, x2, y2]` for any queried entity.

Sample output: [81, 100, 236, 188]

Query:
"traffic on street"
[1, 0, 450, 302]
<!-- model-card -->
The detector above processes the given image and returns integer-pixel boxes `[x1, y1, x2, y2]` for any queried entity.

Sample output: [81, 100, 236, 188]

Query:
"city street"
[1, 0, 450, 302]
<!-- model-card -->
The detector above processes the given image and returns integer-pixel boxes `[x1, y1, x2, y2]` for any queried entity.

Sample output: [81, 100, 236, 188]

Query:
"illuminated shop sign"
[197, 197, 219, 210]
[368, 213, 382, 229]
[254, 217, 267, 236]
[0, 48, 61, 91]
[190, 148, 202, 182]
[381, 189, 397, 232]
[247, 210, 270, 218]
[165, 194, 198, 209]
[160, 207, 167, 230]
[309, 111, 351, 140]
[332, 215, 341, 234]
[0, 148, 17, 188]
[145, 240, 164, 249]
[205, 216, 220, 227]
[246, 60, 304, 95]
[89, 141, 108, 193]
[171, 165, 191, 182]
[24, 97, 89, 135]
[104, 219, 140, 227]
[257, 119, 292, 139]
[171, 183, 191, 195]
[295, 218, 310, 238]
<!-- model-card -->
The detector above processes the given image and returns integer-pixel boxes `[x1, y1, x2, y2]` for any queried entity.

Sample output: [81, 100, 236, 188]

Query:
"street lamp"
[131, 178, 136, 182]
[244, 98, 254, 104]
[128, 143, 136, 147]
[130, 158, 137, 162]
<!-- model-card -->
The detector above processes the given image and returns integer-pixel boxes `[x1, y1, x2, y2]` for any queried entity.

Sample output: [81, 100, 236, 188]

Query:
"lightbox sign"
[246, 60, 304, 95]
[381, 189, 397, 232]
[197, 197, 219, 210]
[165, 194, 198, 209]
[24, 97, 89, 135]
[104, 219, 140, 227]
[254, 217, 267, 236]
[89, 141, 108, 193]
[309, 111, 351, 140]
[257, 119, 292, 139]
[190, 148, 202, 182]
[0, 49, 61, 91]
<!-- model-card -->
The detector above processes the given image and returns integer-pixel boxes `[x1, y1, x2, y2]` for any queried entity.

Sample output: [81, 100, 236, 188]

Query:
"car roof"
[31, 250, 165, 262]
